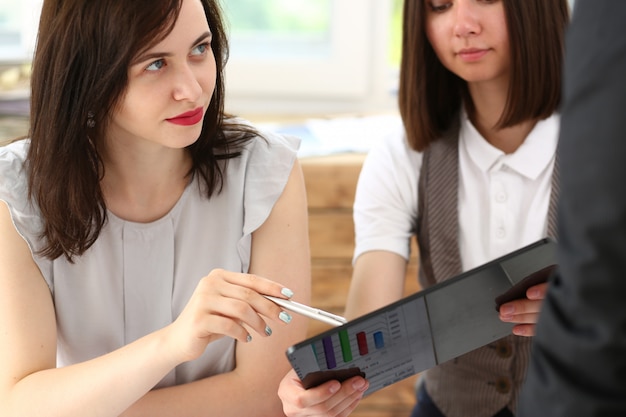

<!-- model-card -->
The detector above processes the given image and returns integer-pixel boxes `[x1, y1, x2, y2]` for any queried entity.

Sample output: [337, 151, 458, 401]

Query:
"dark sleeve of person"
[518, 1, 626, 416]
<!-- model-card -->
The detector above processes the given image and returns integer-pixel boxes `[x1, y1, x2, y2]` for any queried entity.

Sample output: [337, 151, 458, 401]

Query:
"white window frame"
[0, 0, 41, 63]
[224, 0, 398, 116]
[1, 0, 398, 115]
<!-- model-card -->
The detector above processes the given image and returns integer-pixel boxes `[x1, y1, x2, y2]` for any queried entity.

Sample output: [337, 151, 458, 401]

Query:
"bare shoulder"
[0, 200, 51, 308]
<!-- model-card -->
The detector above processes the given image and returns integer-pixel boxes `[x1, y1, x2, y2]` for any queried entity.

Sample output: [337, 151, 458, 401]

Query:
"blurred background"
[0, 0, 576, 144]
[0, 0, 404, 143]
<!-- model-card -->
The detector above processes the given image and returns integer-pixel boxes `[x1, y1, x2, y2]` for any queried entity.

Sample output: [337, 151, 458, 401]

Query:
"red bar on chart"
[356, 331, 368, 355]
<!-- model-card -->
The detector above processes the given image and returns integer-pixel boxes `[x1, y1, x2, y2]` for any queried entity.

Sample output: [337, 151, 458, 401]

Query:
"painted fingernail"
[246, 334, 252, 343]
[281, 288, 294, 298]
[265, 325, 273, 336]
[279, 311, 292, 323]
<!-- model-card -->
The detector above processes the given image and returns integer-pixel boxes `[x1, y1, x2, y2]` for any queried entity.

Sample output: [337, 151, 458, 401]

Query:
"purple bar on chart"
[322, 336, 337, 369]
[357, 331, 368, 355]
[374, 331, 385, 349]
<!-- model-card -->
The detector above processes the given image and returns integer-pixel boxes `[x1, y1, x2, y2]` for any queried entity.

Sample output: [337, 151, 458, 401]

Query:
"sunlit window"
[223, 0, 398, 115]
[389, 0, 402, 70]
[0, 0, 40, 62]
[2, 0, 574, 117]
[224, 0, 332, 58]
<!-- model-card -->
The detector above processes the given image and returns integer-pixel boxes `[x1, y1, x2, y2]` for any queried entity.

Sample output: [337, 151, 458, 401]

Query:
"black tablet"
[286, 238, 557, 396]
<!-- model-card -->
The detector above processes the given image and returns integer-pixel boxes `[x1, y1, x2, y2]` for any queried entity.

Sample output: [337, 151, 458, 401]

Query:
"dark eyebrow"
[193, 31, 213, 47]
[133, 31, 212, 64]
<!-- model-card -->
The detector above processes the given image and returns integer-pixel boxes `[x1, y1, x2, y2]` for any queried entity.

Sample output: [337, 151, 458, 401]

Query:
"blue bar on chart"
[339, 330, 352, 362]
[356, 331, 368, 355]
[322, 336, 336, 369]
[374, 331, 385, 349]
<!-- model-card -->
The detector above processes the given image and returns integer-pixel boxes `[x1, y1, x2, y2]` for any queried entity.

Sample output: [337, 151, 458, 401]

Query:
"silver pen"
[264, 295, 347, 327]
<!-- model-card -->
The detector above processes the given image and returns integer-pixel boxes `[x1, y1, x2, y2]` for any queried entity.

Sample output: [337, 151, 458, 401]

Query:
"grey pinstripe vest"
[416, 126, 559, 417]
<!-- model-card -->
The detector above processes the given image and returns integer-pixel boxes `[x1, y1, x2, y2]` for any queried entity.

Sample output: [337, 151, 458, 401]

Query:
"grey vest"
[416, 128, 559, 417]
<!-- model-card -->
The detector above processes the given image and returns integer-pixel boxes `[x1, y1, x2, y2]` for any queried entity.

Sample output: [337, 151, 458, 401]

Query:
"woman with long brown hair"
[0, 0, 310, 415]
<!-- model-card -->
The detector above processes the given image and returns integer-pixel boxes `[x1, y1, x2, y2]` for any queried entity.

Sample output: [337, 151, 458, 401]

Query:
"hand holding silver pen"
[264, 295, 347, 327]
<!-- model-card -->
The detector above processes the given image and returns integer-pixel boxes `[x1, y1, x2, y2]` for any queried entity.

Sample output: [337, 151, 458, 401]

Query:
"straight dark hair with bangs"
[398, 0, 570, 152]
[28, 0, 256, 261]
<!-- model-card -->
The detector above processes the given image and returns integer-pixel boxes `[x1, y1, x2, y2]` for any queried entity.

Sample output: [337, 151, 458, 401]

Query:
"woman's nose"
[172, 65, 203, 102]
[453, 1, 482, 38]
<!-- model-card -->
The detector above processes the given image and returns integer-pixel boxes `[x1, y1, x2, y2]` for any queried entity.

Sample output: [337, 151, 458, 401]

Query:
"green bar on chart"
[339, 330, 352, 362]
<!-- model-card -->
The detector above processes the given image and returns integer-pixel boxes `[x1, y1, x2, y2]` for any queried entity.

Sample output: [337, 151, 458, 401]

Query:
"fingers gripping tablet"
[286, 238, 557, 396]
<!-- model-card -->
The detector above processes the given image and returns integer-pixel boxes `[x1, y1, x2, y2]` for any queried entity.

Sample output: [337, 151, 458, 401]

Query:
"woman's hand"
[164, 269, 294, 364]
[278, 369, 369, 417]
[498, 282, 548, 336]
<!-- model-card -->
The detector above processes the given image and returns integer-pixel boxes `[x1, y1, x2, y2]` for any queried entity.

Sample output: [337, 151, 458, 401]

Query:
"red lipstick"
[166, 107, 204, 126]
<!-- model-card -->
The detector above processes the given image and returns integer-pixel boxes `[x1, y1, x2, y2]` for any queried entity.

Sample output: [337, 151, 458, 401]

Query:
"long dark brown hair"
[28, 0, 256, 261]
[398, 0, 570, 151]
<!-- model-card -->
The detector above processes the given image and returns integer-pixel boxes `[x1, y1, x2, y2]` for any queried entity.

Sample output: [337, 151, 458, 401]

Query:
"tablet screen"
[286, 238, 556, 396]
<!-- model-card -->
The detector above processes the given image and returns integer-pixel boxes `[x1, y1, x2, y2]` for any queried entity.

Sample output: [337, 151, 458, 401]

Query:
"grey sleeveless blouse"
[0, 131, 299, 388]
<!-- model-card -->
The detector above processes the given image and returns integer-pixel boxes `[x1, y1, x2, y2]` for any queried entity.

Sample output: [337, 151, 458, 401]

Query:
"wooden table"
[300, 153, 421, 417]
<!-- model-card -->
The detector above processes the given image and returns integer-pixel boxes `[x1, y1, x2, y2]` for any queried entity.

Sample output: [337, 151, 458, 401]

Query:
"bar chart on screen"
[317, 317, 392, 368]
[289, 297, 437, 395]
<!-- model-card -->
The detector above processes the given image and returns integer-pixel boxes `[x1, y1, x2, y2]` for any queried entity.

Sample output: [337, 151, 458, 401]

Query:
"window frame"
[224, 0, 398, 115]
[0, 0, 41, 63]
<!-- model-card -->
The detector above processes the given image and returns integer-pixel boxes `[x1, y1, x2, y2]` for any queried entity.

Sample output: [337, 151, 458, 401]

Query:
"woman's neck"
[100, 142, 192, 223]
[467, 80, 537, 154]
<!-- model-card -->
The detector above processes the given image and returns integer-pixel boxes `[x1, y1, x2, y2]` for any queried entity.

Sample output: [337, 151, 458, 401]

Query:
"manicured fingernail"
[279, 311, 292, 323]
[281, 288, 294, 298]
[246, 334, 252, 343]
[265, 325, 272, 336]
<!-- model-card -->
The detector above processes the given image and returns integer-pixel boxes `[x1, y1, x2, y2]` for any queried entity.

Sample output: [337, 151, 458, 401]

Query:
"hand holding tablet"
[284, 238, 557, 395]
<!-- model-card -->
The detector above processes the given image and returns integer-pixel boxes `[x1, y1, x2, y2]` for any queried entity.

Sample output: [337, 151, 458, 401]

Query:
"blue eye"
[146, 59, 165, 71]
[191, 42, 210, 56]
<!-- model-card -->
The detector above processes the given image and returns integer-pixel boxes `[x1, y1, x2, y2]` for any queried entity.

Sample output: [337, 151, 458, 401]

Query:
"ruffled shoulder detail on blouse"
[0, 140, 45, 254]
[235, 129, 300, 271]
